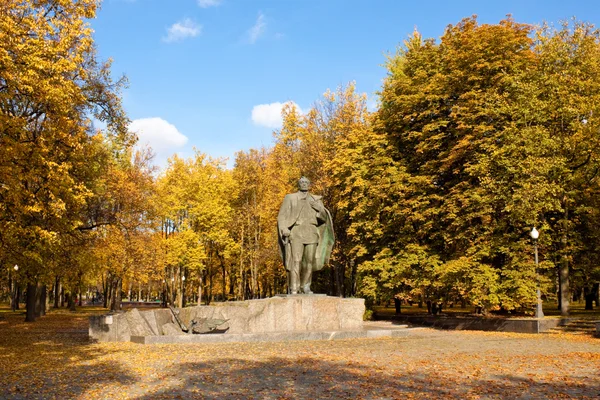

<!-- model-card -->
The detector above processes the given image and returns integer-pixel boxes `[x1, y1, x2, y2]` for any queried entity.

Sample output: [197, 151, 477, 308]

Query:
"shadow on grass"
[0, 304, 597, 399]
[0, 310, 136, 399]
[127, 356, 600, 399]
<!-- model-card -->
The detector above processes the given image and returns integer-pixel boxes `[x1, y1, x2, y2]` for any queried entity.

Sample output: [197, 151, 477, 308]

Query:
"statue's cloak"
[277, 192, 335, 272]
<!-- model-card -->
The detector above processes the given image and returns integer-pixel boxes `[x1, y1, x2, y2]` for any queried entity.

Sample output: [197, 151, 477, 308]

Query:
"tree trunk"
[585, 284, 598, 310]
[182, 268, 187, 308]
[557, 269, 561, 310]
[103, 275, 111, 308]
[394, 297, 401, 314]
[559, 204, 570, 316]
[25, 282, 38, 322]
[110, 277, 122, 312]
[11, 282, 19, 312]
[8, 272, 13, 309]
[238, 223, 244, 300]
[53, 276, 60, 308]
[222, 260, 226, 301]
[335, 262, 345, 297]
[249, 256, 256, 299]
[67, 292, 74, 311]
[585, 288, 594, 310]
[40, 285, 47, 316]
[229, 267, 235, 298]
[208, 267, 213, 305]
[559, 252, 570, 316]
[175, 265, 182, 308]
[168, 267, 174, 307]
[69, 289, 77, 311]
[349, 260, 356, 297]
[198, 279, 202, 306]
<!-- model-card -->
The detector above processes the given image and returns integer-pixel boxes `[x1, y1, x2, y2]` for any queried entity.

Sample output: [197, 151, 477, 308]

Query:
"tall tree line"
[2, 8, 599, 318]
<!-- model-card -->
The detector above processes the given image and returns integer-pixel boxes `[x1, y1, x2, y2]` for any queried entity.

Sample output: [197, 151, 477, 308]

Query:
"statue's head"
[298, 176, 311, 192]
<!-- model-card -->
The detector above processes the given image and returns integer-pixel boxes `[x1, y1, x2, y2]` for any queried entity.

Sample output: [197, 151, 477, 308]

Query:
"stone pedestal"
[179, 295, 364, 334]
[89, 296, 365, 342]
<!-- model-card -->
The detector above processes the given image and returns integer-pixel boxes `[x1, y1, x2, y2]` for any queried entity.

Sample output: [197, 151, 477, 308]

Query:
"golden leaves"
[4, 309, 599, 399]
[0, 0, 132, 286]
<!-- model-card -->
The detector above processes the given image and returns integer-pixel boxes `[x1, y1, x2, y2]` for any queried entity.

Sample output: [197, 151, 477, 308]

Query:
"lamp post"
[12, 265, 19, 311]
[530, 228, 544, 318]
[181, 275, 186, 308]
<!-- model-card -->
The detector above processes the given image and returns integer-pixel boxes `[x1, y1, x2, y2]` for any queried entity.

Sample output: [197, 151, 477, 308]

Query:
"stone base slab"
[131, 323, 410, 344]
[378, 314, 565, 333]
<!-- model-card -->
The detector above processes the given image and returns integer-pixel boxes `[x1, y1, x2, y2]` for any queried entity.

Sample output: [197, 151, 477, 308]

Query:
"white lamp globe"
[530, 227, 539, 240]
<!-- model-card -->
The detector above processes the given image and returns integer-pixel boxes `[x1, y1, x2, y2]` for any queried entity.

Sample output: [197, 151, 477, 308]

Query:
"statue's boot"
[301, 265, 313, 294]
[302, 283, 313, 294]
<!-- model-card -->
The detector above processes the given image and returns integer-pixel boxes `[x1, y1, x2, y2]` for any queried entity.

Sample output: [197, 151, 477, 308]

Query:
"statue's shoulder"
[282, 193, 296, 203]
[312, 194, 323, 201]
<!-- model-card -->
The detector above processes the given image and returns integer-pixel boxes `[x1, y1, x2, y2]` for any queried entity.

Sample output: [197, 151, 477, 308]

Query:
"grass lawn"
[0, 304, 598, 399]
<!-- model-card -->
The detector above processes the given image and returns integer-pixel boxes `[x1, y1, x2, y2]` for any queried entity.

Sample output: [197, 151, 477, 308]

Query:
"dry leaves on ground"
[0, 310, 599, 399]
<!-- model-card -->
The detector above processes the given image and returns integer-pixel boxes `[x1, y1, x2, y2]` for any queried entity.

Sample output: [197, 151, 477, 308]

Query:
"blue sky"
[91, 0, 600, 168]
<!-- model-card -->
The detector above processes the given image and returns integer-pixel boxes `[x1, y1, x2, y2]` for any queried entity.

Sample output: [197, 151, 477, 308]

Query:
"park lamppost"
[530, 228, 544, 318]
[12, 265, 19, 311]
[181, 275, 186, 307]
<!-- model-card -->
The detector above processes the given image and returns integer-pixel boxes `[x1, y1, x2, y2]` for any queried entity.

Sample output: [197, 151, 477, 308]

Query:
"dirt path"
[0, 312, 598, 399]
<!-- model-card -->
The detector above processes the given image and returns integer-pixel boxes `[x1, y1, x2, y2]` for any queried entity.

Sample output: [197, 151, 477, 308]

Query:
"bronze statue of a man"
[277, 177, 334, 294]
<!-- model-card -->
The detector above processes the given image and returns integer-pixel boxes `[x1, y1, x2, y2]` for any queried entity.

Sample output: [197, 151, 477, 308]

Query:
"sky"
[90, 0, 600, 169]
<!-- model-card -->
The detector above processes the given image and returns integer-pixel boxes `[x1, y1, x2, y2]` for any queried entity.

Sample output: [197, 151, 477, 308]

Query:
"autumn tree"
[351, 17, 600, 315]
[0, 0, 132, 321]
[156, 152, 235, 306]
[354, 18, 547, 312]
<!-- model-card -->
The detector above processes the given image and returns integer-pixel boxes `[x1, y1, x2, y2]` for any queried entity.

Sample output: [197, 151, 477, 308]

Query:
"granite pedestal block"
[89, 295, 365, 342]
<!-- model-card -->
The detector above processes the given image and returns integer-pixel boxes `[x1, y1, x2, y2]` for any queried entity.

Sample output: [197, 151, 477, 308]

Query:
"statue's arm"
[277, 195, 293, 235]
[312, 199, 327, 223]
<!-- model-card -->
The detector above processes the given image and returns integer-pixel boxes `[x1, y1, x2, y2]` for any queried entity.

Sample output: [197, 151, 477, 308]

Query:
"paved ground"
[0, 310, 598, 399]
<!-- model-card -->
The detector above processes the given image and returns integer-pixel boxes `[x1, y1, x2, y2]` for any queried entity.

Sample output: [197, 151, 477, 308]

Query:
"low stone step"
[131, 326, 414, 344]
[557, 327, 595, 331]
[561, 320, 596, 325]
[559, 323, 596, 328]
[549, 326, 595, 333]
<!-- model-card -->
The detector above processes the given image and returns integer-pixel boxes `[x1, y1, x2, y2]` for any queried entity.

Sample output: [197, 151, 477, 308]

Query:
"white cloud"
[197, 0, 222, 7]
[251, 101, 302, 129]
[247, 13, 266, 44]
[163, 18, 202, 43]
[129, 118, 188, 166]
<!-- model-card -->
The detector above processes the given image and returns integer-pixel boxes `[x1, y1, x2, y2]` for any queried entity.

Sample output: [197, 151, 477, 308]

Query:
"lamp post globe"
[530, 227, 539, 240]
